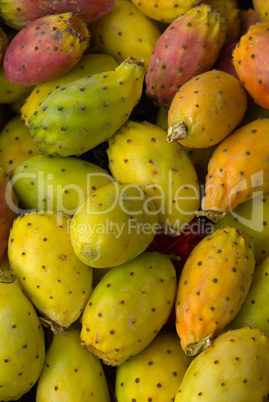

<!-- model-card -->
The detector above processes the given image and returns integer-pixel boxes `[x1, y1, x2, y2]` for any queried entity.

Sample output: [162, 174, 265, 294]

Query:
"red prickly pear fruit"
[145, 4, 228, 106]
[0, 0, 115, 30]
[233, 21, 269, 109]
[3, 12, 90, 86]
[0, 166, 18, 264]
[239, 8, 261, 36]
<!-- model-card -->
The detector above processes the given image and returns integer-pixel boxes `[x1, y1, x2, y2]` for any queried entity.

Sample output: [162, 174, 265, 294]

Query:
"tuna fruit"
[175, 226, 255, 356]
[115, 330, 192, 402]
[0, 270, 45, 401]
[227, 256, 269, 337]
[8, 210, 93, 329]
[70, 181, 158, 268]
[36, 329, 111, 401]
[167, 69, 247, 148]
[3, 12, 90, 85]
[0, 115, 40, 176]
[214, 191, 269, 265]
[130, 0, 202, 23]
[145, 4, 228, 106]
[28, 57, 146, 157]
[107, 120, 200, 235]
[11, 154, 112, 215]
[200, 118, 269, 220]
[233, 21, 269, 109]
[89, 0, 161, 67]
[0, 0, 115, 30]
[0, 166, 17, 264]
[80, 251, 177, 366]
[174, 326, 269, 401]
[21, 53, 119, 126]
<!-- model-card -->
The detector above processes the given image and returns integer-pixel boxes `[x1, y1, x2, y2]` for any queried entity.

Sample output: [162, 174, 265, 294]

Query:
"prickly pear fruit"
[167, 69, 247, 148]
[226, 256, 269, 337]
[8, 210, 93, 328]
[200, 118, 269, 220]
[145, 5, 228, 106]
[0, 66, 34, 104]
[21, 53, 118, 126]
[174, 326, 269, 401]
[214, 192, 269, 265]
[130, 0, 201, 23]
[12, 154, 112, 215]
[253, 0, 269, 21]
[0, 0, 115, 30]
[239, 7, 261, 36]
[0, 26, 8, 65]
[0, 271, 45, 401]
[80, 251, 177, 366]
[3, 12, 90, 85]
[0, 115, 40, 176]
[205, 0, 241, 46]
[89, 0, 161, 67]
[175, 226, 255, 356]
[36, 329, 110, 401]
[0, 166, 17, 265]
[115, 330, 192, 402]
[28, 57, 146, 157]
[233, 21, 269, 109]
[70, 181, 158, 268]
[107, 120, 200, 235]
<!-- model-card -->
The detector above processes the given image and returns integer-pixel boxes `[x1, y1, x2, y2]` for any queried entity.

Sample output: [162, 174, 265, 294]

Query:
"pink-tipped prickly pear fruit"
[3, 12, 90, 85]
[145, 4, 228, 106]
[0, 0, 115, 30]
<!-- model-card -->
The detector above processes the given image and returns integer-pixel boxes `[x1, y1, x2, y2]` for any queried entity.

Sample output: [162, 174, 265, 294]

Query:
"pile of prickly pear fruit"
[3, 0, 269, 400]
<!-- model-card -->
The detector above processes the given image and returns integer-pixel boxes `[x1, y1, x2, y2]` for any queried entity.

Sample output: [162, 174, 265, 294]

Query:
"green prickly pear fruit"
[226, 256, 269, 337]
[167, 69, 248, 148]
[21, 53, 119, 126]
[36, 329, 110, 401]
[175, 226, 255, 356]
[28, 57, 146, 157]
[0, 268, 45, 401]
[8, 210, 93, 329]
[107, 120, 200, 235]
[0, 115, 40, 176]
[3, 12, 90, 86]
[214, 191, 269, 265]
[115, 330, 192, 402]
[0, 66, 34, 105]
[80, 251, 177, 366]
[89, 0, 161, 66]
[174, 326, 269, 401]
[12, 154, 113, 215]
[70, 181, 158, 268]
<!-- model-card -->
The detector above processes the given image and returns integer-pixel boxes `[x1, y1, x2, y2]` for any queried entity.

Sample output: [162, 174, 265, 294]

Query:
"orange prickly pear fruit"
[3, 12, 90, 86]
[167, 69, 247, 148]
[130, 0, 202, 23]
[233, 21, 269, 109]
[175, 226, 255, 356]
[145, 5, 228, 106]
[200, 118, 269, 220]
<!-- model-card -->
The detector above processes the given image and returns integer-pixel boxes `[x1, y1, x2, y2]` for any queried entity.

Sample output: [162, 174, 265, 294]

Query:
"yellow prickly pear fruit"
[201, 118, 269, 220]
[0, 115, 40, 176]
[130, 0, 201, 23]
[107, 120, 200, 235]
[70, 181, 158, 268]
[21, 53, 119, 126]
[0, 266, 45, 401]
[8, 210, 93, 329]
[167, 69, 247, 149]
[89, 0, 161, 66]
[175, 226, 255, 356]
[36, 329, 110, 401]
